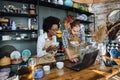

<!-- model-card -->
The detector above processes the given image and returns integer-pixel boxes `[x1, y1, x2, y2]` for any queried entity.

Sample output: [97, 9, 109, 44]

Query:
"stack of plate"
[22, 49, 31, 62]
[10, 51, 22, 64]
[10, 49, 31, 64]
[76, 14, 88, 21]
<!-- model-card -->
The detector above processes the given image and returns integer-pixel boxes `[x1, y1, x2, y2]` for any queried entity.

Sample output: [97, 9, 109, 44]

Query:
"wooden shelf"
[0, 30, 37, 33]
[0, 38, 37, 41]
[76, 19, 93, 24]
[0, 12, 37, 18]
[3, 0, 93, 16]
[4, 0, 38, 4]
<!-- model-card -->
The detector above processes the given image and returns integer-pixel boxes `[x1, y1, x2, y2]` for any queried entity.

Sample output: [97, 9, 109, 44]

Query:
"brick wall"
[89, 0, 120, 26]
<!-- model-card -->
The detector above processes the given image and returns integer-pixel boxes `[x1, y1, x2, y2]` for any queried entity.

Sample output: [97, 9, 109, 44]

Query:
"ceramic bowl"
[51, 42, 59, 47]
[34, 69, 44, 79]
[81, 14, 88, 21]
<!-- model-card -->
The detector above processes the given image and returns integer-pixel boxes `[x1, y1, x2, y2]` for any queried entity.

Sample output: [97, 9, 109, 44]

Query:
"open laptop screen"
[66, 50, 99, 71]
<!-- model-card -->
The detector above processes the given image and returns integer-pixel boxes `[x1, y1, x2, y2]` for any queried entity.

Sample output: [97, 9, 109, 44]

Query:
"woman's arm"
[62, 30, 79, 62]
[62, 30, 69, 48]
[65, 48, 79, 62]
[37, 35, 48, 57]
[62, 30, 71, 59]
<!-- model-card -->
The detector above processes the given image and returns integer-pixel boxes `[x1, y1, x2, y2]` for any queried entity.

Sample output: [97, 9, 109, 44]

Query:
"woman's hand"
[65, 48, 79, 63]
[46, 46, 59, 52]
[69, 57, 79, 63]
[52, 46, 59, 51]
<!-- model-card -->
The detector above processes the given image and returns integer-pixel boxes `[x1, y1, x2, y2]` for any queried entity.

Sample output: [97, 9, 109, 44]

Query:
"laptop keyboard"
[66, 59, 82, 67]
[66, 60, 86, 71]
[65, 50, 99, 71]
[72, 63, 86, 71]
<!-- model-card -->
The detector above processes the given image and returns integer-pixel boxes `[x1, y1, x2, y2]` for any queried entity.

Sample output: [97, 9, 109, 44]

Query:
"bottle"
[12, 21, 16, 30]
[31, 32, 37, 38]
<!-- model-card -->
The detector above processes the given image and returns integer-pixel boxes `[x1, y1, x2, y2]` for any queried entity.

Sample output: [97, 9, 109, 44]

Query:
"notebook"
[66, 50, 99, 71]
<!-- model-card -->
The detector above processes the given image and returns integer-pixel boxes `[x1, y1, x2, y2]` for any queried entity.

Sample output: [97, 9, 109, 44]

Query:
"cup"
[43, 65, 50, 72]
[43, 65, 50, 74]
[56, 62, 64, 69]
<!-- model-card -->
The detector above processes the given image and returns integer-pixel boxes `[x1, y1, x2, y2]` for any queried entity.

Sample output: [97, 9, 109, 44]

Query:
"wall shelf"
[0, 38, 37, 41]
[4, 0, 38, 4]
[76, 19, 93, 24]
[39, 1, 93, 16]
[0, 30, 37, 33]
[0, 12, 37, 18]
[4, 0, 93, 16]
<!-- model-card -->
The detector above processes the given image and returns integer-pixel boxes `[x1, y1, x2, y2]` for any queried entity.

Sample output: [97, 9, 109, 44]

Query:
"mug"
[43, 65, 50, 74]
[56, 62, 64, 69]
[43, 65, 50, 72]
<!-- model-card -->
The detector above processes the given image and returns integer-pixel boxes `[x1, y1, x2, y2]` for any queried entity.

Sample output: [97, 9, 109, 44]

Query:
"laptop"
[66, 50, 99, 71]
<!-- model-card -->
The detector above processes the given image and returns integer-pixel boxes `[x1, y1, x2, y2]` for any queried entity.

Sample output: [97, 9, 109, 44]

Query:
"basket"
[0, 56, 11, 66]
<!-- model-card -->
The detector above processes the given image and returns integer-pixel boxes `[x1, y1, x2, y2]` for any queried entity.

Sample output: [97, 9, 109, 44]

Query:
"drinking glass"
[98, 42, 107, 70]
[28, 58, 36, 70]
[28, 58, 36, 79]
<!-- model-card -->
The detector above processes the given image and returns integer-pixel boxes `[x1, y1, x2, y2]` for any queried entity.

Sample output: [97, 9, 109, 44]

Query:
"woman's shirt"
[62, 29, 69, 48]
[37, 32, 57, 57]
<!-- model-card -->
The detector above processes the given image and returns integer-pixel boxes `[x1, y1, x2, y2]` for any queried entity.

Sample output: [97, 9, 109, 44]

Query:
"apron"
[44, 38, 54, 53]
[66, 34, 83, 60]
[35, 38, 56, 65]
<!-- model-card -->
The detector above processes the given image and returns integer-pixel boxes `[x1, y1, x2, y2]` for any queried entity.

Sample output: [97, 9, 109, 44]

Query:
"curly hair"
[43, 16, 60, 32]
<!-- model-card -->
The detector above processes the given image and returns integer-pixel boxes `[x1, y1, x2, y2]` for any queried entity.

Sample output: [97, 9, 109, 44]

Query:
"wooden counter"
[19, 60, 120, 80]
